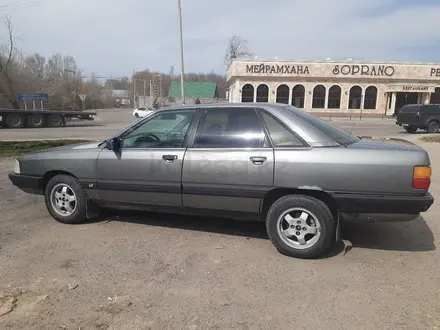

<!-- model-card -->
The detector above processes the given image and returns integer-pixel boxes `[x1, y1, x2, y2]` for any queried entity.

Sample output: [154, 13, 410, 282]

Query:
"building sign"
[332, 65, 395, 77]
[246, 64, 310, 75]
[431, 68, 440, 77]
[402, 86, 429, 92]
[17, 93, 49, 101]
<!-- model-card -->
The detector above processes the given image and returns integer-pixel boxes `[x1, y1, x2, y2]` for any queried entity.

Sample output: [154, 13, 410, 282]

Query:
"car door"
[96, 108, 197, 207]
[182, 107, 274, 214]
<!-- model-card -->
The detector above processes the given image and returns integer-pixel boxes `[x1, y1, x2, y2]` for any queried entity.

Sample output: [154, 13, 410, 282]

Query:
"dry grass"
[420, 135, 440, 143]
[0, 140, 91, 157]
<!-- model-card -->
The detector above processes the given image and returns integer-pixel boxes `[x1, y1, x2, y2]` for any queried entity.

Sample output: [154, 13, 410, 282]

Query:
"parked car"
[133, 107, 154, 118]
[8, 103, 434, 259]
[396, 103, 440, 133]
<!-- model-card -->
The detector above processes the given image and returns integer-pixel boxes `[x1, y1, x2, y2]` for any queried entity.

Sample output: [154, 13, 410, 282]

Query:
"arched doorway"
[364, 86, 378, 109]
[430, 87, 440, 104]
[349, 86, 362, 109]
[276, 84, 289, 104]
[328, 85, 341, 109]
[256, 84, 269, 102]
[291, 85, 305, 108]
[241, 84, 254, 103]
[312, 85, 326, 109]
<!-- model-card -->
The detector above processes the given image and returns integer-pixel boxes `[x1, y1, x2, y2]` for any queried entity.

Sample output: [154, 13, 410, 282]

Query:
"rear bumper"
[333, 192, 434, 222]
[396, 121, 424, 128]
[8, 173, 42, 195]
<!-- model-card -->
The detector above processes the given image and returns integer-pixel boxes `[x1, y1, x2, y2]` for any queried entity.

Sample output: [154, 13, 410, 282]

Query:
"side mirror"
[105, 137, 120, 151]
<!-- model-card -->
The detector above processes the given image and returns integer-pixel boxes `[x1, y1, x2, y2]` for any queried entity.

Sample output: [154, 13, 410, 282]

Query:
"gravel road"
[0, 139, 439, 330]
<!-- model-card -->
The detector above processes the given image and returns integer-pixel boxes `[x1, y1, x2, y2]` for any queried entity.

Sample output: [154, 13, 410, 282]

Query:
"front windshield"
[284, 106, 360, 146]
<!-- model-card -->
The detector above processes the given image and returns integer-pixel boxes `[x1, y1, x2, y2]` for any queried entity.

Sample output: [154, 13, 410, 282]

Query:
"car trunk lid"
[347, 136, 423, 151]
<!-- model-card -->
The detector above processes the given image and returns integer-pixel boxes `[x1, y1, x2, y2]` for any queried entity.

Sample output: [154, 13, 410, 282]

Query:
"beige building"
[227, 59, 440, 115]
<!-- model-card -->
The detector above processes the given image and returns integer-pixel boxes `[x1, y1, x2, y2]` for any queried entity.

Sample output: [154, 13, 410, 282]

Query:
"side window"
[121, 110, 195, 149]
[194, 108, 265, 148]
[261, 112, 306, 147]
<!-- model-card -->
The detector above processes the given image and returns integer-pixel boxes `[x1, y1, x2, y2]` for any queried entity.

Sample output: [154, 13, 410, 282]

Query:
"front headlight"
[14, 160, 20, 174]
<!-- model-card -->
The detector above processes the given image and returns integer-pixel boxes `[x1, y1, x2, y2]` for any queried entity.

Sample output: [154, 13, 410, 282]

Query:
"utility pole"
[177, 0, 185, 104]
[133, 79, 137, 108]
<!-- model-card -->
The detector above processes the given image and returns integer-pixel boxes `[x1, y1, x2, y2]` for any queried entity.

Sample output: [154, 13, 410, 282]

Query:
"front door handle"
[250, 156, 267, 165]
[162, 154, 178, 163]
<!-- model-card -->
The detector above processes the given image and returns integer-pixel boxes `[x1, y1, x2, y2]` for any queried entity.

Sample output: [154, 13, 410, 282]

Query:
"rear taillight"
[413, 166, 431, 189]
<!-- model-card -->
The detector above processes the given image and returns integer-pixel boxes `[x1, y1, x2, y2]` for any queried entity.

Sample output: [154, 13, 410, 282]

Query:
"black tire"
[47, 114, 64, 127]
[5, 113, 25, 128]
[266, 195, 335, 259]
[427, 121, 439, 133]
[135, 113, 139, 118]
[27, 114, 45, 128]
[404, 126, 417, 133]
[44, 174, 87, 224]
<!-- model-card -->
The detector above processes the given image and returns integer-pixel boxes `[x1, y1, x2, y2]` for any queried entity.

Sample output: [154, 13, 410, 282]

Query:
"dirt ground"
[1, 139, 440, 330]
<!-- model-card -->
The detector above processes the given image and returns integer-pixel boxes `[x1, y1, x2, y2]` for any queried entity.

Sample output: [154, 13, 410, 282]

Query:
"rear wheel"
[47, 114, 64, 127]
[5, 113, 25, 128]
[266, 195, 335, 259]
[404, 126, 417, 133]
[28, 114, 45, 128]
[427, 121, 439, 133]
[44, 174, 87, 224]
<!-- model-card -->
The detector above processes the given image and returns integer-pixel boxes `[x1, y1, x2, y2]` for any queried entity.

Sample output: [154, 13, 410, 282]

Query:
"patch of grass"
[0, 139, 92, 157]
[420, 135, 440, 143]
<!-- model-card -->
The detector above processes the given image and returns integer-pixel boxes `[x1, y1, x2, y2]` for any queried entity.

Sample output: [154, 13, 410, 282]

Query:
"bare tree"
[224, 35, 253, 69]
[0, 15, 20, 109]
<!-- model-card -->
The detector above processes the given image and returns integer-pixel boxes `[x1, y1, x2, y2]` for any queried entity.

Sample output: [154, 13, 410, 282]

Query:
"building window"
[430, 87, 440, 104]
[291, 85, 305, 108]
[312, 85, 326, 109]
[349, 85, 362, 109]
[276, 84, 289, 104]
[328, 85, 341, 109]
[364, 86, 378, 110]
[241, 84, 254, 102]
[256, 84, 269, 102]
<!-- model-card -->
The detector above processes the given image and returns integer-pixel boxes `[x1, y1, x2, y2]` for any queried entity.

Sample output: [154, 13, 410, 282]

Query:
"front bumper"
[333, 192, 434, 223]
[8, 173, 42, 195]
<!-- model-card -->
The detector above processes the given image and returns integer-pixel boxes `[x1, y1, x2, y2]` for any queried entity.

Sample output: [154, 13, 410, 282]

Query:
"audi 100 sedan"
[9, 103, 434, 259]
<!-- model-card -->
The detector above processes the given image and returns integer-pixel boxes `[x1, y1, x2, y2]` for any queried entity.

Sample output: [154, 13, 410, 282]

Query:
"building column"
[423, 92, 430, 104]
[234, 80, 240, 102]
[253, 85, 257, 102]
[288, 86, 293, 105]
[305, 90, 313, 110]
[389, 92, 397, 115]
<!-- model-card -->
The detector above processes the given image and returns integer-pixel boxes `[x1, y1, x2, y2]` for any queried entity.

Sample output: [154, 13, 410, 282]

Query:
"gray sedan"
[9, 103, 434, 259]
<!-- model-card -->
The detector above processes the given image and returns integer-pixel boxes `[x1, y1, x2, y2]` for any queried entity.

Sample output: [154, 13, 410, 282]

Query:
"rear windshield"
[284, 106, 360, 146]
[399, 106, 418, 113]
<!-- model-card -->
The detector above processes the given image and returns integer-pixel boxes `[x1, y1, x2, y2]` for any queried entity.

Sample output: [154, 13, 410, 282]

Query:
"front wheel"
[266, 195, 335, 259]
[44, 174, 87, 224]
[404, 126, 417, 133]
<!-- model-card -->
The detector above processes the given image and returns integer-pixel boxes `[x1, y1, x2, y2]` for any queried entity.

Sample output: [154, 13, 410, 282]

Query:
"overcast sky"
[1, 0, 440, 77]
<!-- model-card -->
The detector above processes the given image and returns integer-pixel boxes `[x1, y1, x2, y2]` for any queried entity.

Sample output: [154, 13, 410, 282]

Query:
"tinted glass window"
[261, 112, 306, 147]
[284, 105, 359, 145]
[194, 108, 265, 148]
[400, 105, 418, 113]
[421, 105, 440, 115]
[122, 110, 195, 148]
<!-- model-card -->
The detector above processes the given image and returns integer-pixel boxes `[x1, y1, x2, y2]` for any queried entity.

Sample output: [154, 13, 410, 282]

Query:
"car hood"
[347, 137, 422, 151]
[45, 141, 102, 152]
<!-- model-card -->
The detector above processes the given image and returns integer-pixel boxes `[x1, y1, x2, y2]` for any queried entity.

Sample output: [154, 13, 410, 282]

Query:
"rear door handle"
[250, 156, 267, 165]
[162, 154, 178, 163]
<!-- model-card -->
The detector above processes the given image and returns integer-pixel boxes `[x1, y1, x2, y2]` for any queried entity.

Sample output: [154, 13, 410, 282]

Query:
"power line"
[0, 0, 55, 11]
